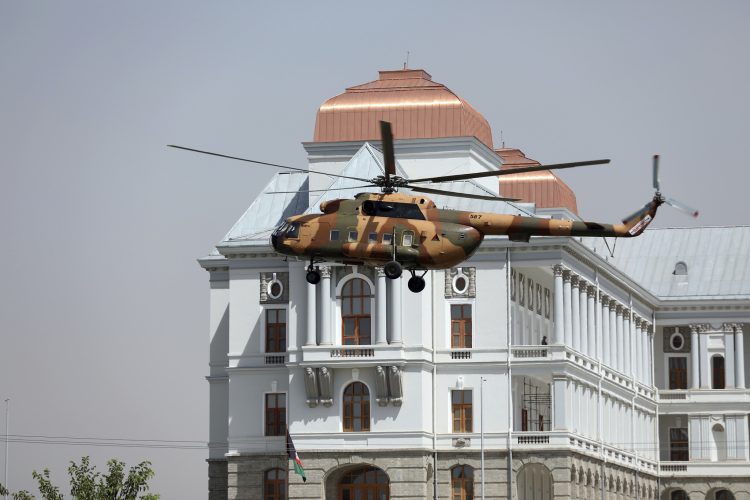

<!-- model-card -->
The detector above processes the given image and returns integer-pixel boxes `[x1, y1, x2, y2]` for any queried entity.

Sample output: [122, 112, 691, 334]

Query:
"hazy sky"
[1, 1, 748, 497]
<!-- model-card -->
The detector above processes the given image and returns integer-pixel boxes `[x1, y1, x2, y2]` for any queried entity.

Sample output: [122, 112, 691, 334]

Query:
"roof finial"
[500, 130, 505, 148]
[403, 51, 410, 70]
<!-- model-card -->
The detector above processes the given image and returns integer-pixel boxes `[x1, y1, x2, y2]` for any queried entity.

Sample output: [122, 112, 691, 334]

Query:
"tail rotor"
[652, 154, 699, 218]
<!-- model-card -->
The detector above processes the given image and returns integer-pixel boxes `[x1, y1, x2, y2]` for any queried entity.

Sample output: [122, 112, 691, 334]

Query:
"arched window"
[669, 490, 688, 500]
[264, 468, 286, 500]
[341, 278, 372, 345]
[712, 355, 726, 389]
[451, 465, 474, 500]
[516, 463, 553, 500]
[343, 382, 370, 432]
[715, 489, 735, 500]
[338, 466, 389, 499]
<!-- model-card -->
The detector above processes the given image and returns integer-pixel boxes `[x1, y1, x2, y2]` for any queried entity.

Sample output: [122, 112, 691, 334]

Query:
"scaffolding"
[521, 378, 551, 432]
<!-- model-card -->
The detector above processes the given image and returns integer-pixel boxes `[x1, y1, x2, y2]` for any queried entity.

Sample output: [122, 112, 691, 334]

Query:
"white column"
[609, 301, 617, 370]
[579, 280, 588, 355]
[601, 296, 610, 366]
[563, 271, 573, 347]
[553, 265, 565, 345]
[725, 324, 736, 388]
[553, 376, 568, 430]
[306, 280, 317, 346]
[388, 277, 403, 344]
[640, 321, 648, 385]
[571, 276, 581, 352]
[375, 268, 387, 345]
[623, 310, 632, 378]
[648, 326, 655, 387]
[634, 319, 643, 383]
[586, 286, 596, 360]
[699, 325, 710, 388]
[319, 266, 332, 345]
[691, 325, 700, 389]
[736, 324, 746, 389]
[616, 305, 624, 373]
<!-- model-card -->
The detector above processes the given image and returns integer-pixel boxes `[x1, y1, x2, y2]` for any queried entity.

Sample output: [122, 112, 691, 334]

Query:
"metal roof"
[220, 171, 309, 246]
[583, 226, 750, 300]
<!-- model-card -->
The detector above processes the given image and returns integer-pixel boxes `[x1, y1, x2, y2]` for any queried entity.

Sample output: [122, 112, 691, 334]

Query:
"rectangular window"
[330, 229, 340, 241]
[668, 357, 687, 389]
[670, 427, 689, 461]
[452, 390, 473, 433]
[368, 232, 378, 243]
[451, 304, 472, 348]
[382, 233, 393, 245]
[265, 309, 286, 353]
[265, 393, 286, 436]
[348, 230, 358, 242]
[402, 231, 414, 247]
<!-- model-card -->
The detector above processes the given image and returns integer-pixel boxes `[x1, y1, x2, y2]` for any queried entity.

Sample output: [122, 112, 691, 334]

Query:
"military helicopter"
[170, 122, 697, 293]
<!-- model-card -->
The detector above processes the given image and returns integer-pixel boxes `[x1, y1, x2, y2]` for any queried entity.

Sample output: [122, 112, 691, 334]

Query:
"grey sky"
[1, 1, 748, 497]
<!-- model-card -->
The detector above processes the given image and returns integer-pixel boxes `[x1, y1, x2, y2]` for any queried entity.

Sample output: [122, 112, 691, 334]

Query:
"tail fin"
[620, 197, 662, 237]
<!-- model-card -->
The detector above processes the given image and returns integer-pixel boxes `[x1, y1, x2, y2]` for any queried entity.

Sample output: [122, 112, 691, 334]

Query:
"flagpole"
[480, 377, 486, 500]
[3, 398, 8, 500]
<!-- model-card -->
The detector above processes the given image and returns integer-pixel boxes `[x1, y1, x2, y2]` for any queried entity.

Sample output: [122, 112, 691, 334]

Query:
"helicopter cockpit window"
[361, 200, 425, 220]
[330, 229, 340, 241]
[382, 233, 393, 245]
[286, 222, 300, 239]
[348, 230, 358, 242]
[402, 231, 414, 247]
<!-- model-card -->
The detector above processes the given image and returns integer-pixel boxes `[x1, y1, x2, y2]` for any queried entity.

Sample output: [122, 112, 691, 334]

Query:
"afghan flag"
[286, 431, 307, 482]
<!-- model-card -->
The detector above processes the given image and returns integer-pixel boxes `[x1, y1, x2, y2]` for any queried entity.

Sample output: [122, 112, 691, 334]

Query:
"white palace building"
[199, 69, 750, 500]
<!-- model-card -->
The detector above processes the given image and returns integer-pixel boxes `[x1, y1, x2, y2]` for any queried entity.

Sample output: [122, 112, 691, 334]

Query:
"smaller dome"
[314, 69, 494, 148]
[496, 148, 579, 215]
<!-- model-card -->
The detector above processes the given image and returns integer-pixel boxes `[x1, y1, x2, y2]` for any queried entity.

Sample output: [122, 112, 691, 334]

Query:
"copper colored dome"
[313, 69, 494, 149]
[497, 148, 579, 215]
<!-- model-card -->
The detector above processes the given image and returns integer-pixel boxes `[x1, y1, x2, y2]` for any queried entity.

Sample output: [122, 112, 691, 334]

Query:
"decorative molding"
[318, 366, 333, 407]
[319, 266, 332, 279]
[304, 367, 319, 408]
[260, 272, 289, 304]
[445, 267, 476, 298]
[553, 265, 565, 277]
[375, 366, 389, 406]
[388, 366, 403, 407]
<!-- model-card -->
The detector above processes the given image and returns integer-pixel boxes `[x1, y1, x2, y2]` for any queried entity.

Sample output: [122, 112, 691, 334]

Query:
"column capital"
[622, 307, 631, 317]
[616, 304, 624, 315]
[320, 266, 332, 278]
[563, 270, 572, 282]
[735, 324, 744, 335]
[634, 317, 642, 328]
[553, 264, 566, 277]
[587, 285, 596, 297]
[600, 294, 610, 306]
[374, 266, 386, 278]
[570, 275, 580, 287]
[690, 324, 700, 334]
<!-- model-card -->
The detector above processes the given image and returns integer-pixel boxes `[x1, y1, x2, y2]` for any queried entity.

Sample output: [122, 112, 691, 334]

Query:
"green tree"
[0, 457, 158, 500]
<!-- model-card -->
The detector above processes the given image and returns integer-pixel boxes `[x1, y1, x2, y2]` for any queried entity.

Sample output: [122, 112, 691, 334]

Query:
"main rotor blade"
[665, 197, 699, 218]
[380, 121, 396, 180]
[267, 185, 377, 194]
[410, 185, 520, 202]
[167, 145, 372, 183]
[408, 159, 610, 184]
[653, 155, 660, 191]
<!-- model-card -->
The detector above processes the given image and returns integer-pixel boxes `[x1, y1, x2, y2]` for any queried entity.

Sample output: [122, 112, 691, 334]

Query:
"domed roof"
[313, 69, 494, 149]
[496, 147, 579, 215]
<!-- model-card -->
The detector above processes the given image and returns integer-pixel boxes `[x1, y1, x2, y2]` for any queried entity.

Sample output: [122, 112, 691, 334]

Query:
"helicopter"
[170, 121, 697, 293]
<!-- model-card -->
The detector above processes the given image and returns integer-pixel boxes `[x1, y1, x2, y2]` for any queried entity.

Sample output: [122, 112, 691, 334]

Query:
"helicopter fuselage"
[270, 191, 662, 271]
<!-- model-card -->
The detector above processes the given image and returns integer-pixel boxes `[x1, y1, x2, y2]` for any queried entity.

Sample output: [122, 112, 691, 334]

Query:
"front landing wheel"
[384, 260, 402, 279]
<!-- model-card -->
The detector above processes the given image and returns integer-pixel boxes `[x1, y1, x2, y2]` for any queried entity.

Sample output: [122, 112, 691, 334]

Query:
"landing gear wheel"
[408, 276, 426, 293]
[306, 269, 321, 285]
[384, 260, 402, 279]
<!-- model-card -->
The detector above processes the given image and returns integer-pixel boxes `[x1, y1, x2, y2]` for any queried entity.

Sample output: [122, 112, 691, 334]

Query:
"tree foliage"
[0, 457, 158, 500]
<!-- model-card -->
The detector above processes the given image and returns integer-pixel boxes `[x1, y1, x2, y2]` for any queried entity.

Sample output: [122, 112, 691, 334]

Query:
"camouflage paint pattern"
[270, 192, 662, 270]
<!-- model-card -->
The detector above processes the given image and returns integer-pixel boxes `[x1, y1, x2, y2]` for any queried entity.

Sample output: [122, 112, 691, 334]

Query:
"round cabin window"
[670, 332, 684, 350]
[453, 275, 468, 294]
[268, 280, 283, 299]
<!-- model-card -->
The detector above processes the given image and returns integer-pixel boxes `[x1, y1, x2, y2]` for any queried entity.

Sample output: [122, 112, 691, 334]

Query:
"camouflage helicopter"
[170, 122, 697, 293]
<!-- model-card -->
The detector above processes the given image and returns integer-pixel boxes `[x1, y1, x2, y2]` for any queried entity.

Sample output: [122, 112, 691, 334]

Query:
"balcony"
[657, 389, 750, 414]
[659, 460, 750, 476]
[300, 344, 406, 366]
